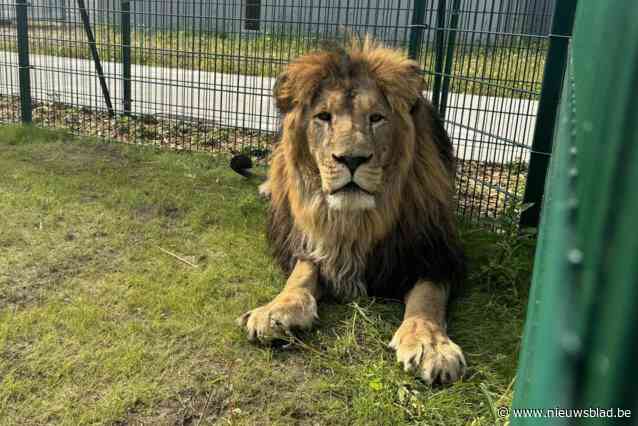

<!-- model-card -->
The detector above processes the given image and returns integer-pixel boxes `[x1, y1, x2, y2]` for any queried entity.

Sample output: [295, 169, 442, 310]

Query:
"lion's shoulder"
[363, 220, 466, 298]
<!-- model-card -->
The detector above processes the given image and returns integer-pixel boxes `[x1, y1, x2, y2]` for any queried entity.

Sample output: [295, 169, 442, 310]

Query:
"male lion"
[237, 38, 467, 385]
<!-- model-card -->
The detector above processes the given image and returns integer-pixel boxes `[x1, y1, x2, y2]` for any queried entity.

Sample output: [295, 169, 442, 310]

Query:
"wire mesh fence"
[0, 0, 558, 225]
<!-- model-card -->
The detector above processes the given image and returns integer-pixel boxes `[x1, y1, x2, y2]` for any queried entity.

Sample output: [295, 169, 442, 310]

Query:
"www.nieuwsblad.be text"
[498, 406, 632, 419]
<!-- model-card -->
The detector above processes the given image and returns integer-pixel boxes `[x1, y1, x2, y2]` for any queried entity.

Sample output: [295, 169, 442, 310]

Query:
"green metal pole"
[519, 0, 578, 228]
[121, 0, 132, 115]
[512, 0, 638, 421]
[15, 0, 32, 123]
[407, 0, 426, 62]
[438, 0, 460, 118]
[431, 0, 447, 110]
[77, 0, 115, 117]
[510, 58, 578, 422]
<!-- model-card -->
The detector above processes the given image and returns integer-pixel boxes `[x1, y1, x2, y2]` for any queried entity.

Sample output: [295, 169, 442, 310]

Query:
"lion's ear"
[273, 50, 336, 115]
[273, 72, 293, 114]
[371, 59, 425, 112]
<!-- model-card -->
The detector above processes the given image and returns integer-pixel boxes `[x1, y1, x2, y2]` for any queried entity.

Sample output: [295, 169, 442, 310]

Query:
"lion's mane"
[265, 38, 466, 300]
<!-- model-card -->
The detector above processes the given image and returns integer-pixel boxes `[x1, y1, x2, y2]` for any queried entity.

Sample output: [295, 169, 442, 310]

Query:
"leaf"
[368, 377, 383, 391]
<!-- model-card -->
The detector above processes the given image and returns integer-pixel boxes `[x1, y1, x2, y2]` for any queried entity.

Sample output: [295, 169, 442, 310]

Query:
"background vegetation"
[0, 27, 546, 97]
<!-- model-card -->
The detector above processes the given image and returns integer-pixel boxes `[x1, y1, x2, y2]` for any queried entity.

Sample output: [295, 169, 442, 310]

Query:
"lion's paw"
[258, 180, 272, 199]
[389, 317, 466, 385]
[237, 290, 318, 343]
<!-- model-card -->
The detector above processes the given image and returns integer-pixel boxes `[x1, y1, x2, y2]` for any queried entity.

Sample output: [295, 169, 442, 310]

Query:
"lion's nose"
[332, 154, 373, 174]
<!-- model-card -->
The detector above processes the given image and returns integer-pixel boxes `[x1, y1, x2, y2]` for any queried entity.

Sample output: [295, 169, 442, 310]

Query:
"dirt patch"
[456, 159, 527, 220]
[133, 202, 185, 222]
[92, 141, 129, 162]
[117, 385, 233, 426]
[0, 96, 276, 156]
[0, 242, 120, 310]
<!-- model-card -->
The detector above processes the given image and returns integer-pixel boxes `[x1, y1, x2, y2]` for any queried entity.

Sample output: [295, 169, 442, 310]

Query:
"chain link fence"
[0, 0, 561, 225]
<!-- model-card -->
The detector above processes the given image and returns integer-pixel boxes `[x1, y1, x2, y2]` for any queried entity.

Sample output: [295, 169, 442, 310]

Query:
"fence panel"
[512, 0, 638, 420]
[0, 0, 557, 224]
[0, 0, 20, 122]
[421, 0, 554, 222]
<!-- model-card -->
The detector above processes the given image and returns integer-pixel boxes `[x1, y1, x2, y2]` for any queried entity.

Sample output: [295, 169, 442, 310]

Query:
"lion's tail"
[230, 154, 270, 186]
[229, 154, 254, 178]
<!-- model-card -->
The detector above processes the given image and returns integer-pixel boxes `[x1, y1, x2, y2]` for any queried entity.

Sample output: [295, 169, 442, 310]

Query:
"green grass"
[1, 27, 546, 97]
[0, 125, 536, 425]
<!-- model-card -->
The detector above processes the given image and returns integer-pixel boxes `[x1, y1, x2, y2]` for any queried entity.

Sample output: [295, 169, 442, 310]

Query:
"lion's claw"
[390, 317, 466, 385]
[237, 290, 317, 343]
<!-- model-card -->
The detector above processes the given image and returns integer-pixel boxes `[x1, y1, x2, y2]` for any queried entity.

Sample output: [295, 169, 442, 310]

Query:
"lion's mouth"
[330, 181, 373, 196]
[326, 181, 376, 211]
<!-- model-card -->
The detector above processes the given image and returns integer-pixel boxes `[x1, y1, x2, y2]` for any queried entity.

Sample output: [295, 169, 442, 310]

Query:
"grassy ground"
[0, 125, 535, 425]
[0, 27, 546, 97]
[0, 95, 528, 221]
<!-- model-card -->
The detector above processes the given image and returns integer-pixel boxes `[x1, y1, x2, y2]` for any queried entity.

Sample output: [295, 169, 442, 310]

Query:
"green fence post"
[519, 0, 577, 228]
[512, 0, 638, 422]
[438, 0, 460, 118]
[407, 0, 426, 62]
[121, 0, 132, 115]
[431, 0, 446, 110]
[15, 0, 32, 123]
[510, 55, 578, 422]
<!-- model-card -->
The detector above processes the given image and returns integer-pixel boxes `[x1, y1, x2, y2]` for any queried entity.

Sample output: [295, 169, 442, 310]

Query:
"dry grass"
[0, 25, 546, 97]
[456, 160, 528, 222]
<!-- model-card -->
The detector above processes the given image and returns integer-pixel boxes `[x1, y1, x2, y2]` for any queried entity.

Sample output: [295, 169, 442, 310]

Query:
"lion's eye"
[315, 112, 332, 122]
[370, 113, 385, 124]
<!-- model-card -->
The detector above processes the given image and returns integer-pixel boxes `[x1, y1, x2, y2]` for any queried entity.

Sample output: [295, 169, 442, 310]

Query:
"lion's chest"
[267, 198, 436, 300]
[302, 235, 369, 300]
[304, 232, 414, 300]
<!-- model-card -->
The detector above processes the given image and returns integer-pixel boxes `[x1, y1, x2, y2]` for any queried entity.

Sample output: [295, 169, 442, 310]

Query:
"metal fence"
[513, 0, 637, 420]
[0, 0, 562, 225]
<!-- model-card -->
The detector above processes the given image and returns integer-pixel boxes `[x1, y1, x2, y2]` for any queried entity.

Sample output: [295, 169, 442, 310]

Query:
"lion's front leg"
[389, 281, 466, 385]
[258, 179, 271, 198]
[237, 260, 320, 343]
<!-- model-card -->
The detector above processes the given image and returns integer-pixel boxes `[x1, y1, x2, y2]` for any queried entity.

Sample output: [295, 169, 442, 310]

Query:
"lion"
[236, 37, 467, 385]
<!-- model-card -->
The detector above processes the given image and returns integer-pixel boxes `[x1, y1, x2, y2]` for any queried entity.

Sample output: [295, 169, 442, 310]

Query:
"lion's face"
[304, 81, 397, 211]
[270, 39, 450, 231]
